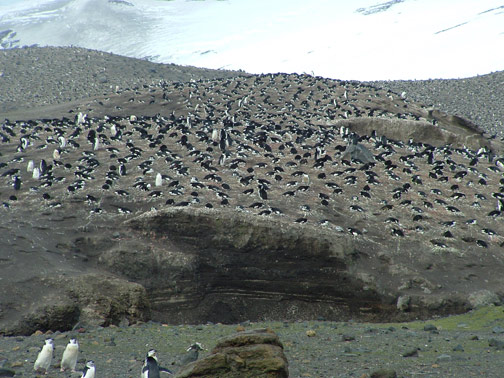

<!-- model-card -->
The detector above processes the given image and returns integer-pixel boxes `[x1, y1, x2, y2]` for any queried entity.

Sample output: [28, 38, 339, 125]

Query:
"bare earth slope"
[1, 47, 504, 341]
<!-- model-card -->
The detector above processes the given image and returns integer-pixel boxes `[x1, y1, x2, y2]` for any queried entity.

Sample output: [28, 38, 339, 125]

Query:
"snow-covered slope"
[0, 0, 502, 80]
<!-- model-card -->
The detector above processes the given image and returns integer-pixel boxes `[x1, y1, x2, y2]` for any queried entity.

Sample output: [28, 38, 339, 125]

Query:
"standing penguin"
[61, 338, 79, 372]
[34, 338, 53, 373]
[180, 343, 205, 365]
[155, 173, 163, 187]
[141, 349, 172, 378]
[81, 360, 95, 378]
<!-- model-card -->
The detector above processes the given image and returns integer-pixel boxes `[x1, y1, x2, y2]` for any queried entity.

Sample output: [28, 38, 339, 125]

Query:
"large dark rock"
[1, 273, 150, 336]
[175, 328, 288, 378]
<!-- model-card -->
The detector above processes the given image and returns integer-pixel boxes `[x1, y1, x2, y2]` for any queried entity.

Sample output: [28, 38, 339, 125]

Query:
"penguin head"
[69, 338, 78, 345]
[86, 360, 95, 368]
[45, 338, 54, 346]
[187, 342, 205, 352]
[146, 349, 157, 360]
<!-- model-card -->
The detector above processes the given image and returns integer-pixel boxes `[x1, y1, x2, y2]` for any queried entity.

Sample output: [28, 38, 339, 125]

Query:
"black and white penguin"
[81, 360, 95, 378]
[141, 349, 172, 378]
[13, 176, 21, 190]
[180, 343, 205, 366]
[61, 338, 79, 372]
[34, 338, 53, 373]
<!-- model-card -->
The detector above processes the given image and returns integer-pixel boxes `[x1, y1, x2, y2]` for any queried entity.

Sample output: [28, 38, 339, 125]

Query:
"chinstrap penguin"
[142, 349, 173, 377]
[81, 360, 95, 378]
[34, 338, 53, 373]
[60, 338, 79, 371]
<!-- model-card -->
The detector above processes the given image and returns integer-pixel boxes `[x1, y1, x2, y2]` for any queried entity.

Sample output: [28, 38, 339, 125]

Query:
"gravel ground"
[365, 72, 504, 138]
[1, 47, 503, 137]
[2, 306, 504, 377]
[0, 46, 245, 114]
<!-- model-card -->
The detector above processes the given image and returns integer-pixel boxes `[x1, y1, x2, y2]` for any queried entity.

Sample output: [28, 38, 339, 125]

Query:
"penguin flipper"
[141, 365, 149, 378]
[159, 366, 173, 374]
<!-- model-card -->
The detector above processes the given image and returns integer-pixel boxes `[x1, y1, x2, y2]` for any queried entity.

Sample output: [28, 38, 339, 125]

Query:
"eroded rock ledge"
[96, 207, 474, 325]
[122, 207, 394, 323]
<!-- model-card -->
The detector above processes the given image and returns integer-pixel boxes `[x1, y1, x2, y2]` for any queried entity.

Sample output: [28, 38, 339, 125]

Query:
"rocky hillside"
[1, 48, 504, 335]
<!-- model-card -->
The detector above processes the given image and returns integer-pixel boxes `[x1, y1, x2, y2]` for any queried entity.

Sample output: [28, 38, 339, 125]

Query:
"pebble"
[423, 324, 438, 332]
[436, 354, 452, 362]
[492, 326, 504, 334]
[306, 330, 316, 337]
[488, 338, 504, 349]
[370, 369, 397, 378]
[402, 348, 419, 357]
[452, 344, 464, 352]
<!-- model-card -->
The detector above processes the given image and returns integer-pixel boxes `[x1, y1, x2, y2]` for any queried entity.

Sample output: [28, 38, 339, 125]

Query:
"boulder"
[175, 328, 288, 378]
[1, 273, 150, 335]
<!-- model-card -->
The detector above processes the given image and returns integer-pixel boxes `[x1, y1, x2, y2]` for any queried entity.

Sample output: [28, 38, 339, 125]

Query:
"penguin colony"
[1, 73, 504, 252]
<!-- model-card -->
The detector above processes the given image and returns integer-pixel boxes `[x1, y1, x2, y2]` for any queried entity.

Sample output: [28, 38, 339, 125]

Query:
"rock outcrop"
[119, 207, 397, 324]
[1, 273, 150, 336]
[175, 328, 288, 378]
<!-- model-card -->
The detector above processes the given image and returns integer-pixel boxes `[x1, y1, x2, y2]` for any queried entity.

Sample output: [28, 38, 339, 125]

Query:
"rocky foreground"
[1, 47, 504, 368]
[2, 307, 504, 377]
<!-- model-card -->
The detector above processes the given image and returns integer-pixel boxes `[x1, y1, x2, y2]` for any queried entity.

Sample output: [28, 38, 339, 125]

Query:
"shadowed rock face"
[1, 72, 504, 333]
[121, 208, 394, 324]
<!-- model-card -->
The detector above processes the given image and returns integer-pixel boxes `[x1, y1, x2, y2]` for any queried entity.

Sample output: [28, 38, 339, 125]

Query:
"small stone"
[492, 326, 504, 334]
[306, 330, 316, 337]
[342, 334, 355, 341]
[489, 338, 504, 349]
[11, 346, 20, 351]
[0, 367, 16, 376]
[452, 344, 464, 352]
[236, 325, 245, 332]
[10, 360, 23, 367]
[436, 354, 452, 362]
[423, 324, 438, 332]
[471, 335, 479, 341]
[402, 348, 418, 357]
[371, 369, 397, 378]
[33, 330, 44, 336]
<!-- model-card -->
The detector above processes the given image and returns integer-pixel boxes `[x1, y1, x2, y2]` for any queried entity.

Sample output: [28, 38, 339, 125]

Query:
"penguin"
[13, 176, 21, 190]
[34, 338, 53, 373]
[180, 343, 205, 366]
[119, 163, 127, 176]
[27, 160, 34, 172]
[141, 349, 172, 378]
[40, 159, 47, 175]
[81, 360, 95, 378]
[155, 173, 163, 187]
[32, 167, 40, 180]
[93, 137, 100, 151]
[61, 338, 79, 372]
[58, 136, 66, 148]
